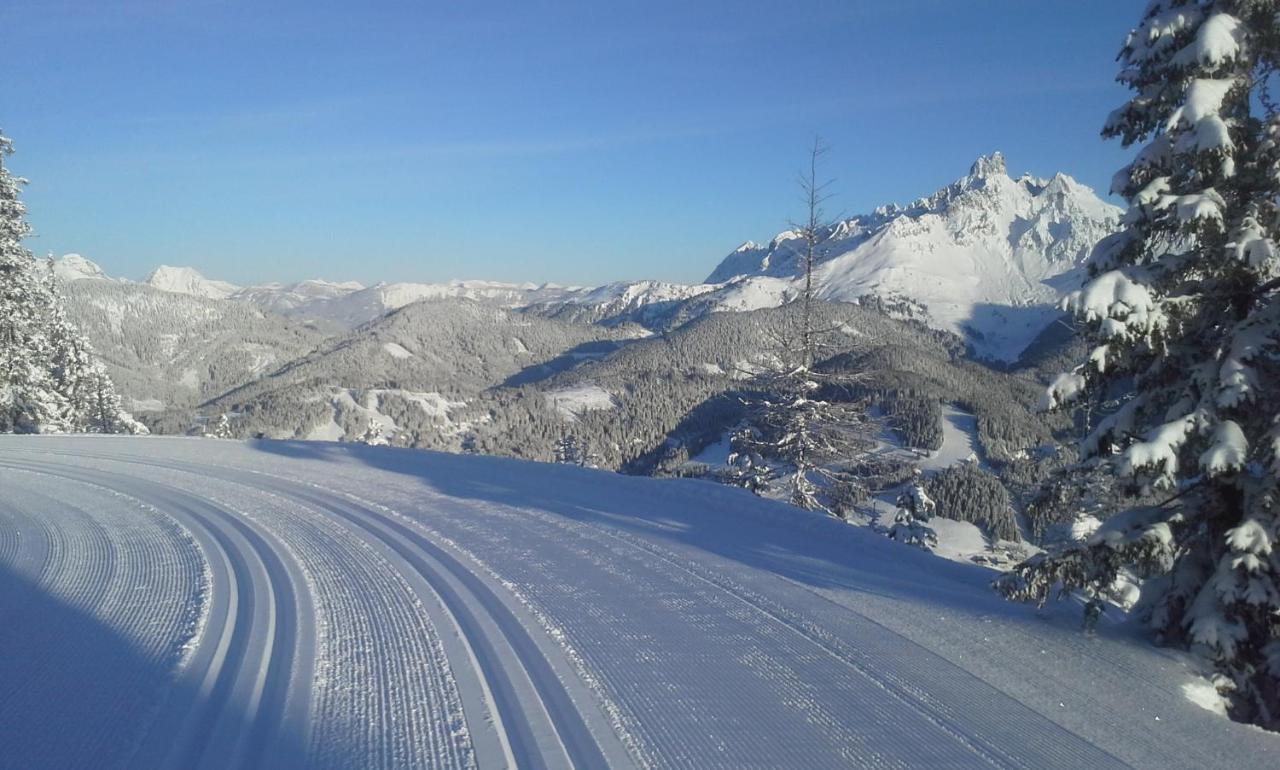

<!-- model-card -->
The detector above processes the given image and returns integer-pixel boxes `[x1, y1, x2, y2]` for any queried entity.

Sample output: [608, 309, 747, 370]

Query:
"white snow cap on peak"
[145, 264, 240, 300]
[969, 151, 1008, 179]
[53, 253, 108, 281]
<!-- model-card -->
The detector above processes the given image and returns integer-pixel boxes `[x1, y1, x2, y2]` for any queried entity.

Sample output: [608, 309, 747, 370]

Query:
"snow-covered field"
[0, 436, 1275, 769]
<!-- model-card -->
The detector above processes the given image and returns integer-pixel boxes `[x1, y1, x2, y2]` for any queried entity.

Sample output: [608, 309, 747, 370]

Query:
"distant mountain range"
[55, 268, 327, 415]
[55, 151, 1120, 362]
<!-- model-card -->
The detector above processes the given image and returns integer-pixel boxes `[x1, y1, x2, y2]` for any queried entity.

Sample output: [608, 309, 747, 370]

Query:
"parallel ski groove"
[0, 459, 306, 770]
[4, 438, 1275, 770]
[53, 447, 614, 770]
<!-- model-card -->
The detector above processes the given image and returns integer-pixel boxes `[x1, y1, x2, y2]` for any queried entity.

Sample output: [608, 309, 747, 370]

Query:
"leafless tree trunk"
[728, 138, 881, 517]
[792, 136, 834, 373]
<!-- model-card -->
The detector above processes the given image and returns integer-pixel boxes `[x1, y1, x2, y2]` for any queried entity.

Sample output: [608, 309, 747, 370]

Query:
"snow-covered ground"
[544, 384, 617, 420]
[919, 405, 983, 471]
[0, 436, 1275, 769]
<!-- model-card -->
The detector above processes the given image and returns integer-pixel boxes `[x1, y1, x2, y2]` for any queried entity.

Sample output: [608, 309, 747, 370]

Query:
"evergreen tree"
[997, 3, 1280, 728]
[925, 461, 1019, 541]
[554, 432, 598, 467]
[0, 133, 140, 435]
[206, 413, 235, 439]
[888, 472, 937, 550]
[0, 133, 64, 432]
[359, 418, 389, 446]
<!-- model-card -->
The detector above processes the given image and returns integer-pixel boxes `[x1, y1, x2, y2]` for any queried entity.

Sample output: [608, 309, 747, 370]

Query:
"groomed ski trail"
[1, 436, 1278, 769]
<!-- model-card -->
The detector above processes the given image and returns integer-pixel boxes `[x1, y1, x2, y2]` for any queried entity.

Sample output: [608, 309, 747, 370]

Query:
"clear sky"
[2, 0, 1141, 287]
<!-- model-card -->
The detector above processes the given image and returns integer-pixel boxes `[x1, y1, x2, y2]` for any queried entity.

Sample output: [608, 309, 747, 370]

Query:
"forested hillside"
[61, 277, 329, 417]
[184, 298, 640, 440]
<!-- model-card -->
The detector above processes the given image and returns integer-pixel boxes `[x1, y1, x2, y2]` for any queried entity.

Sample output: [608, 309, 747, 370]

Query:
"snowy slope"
[705, 153, 1122, 360]
[1, 436, 1274, 769]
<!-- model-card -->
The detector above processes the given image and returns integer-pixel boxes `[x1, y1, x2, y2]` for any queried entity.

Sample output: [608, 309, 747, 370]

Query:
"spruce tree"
[997, 2, 1280, 728]
[0, 132, 141, 435]
[206, 413, 235, 439]
[0, 132, 65, 432]
[359, 418, 389, 446]
[888, 472, 937, 550]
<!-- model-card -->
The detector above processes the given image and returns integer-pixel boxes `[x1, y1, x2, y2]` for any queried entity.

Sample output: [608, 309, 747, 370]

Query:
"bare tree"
[728, 138, 878, 516]
[796, 136, 832, 372]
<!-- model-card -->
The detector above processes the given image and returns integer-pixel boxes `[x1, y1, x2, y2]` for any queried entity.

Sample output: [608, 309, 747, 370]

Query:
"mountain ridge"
[53, 151, 1119, 360]
[701, 152, 1122, 359]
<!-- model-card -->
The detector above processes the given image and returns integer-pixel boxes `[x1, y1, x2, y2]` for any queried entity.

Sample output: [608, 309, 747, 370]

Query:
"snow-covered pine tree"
[554, 432, 598, 467]
[730, 139, 877, 516]
[0, 133, 140, 435]
[43, 258, 91, 428]
[554, 433, 579, 465]
[888, 472, 937, 550]
[41, 256, 141, 433]
[85, 362, 142, 434]
[359, 418, 389, 446]
[0, 132, 67, 433]
[996, 2, 1280, 729]
[206, 413, 235, 439]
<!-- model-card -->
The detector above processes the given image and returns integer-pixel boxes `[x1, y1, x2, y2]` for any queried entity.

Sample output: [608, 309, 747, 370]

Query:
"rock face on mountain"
[704, 152, 1122, 360]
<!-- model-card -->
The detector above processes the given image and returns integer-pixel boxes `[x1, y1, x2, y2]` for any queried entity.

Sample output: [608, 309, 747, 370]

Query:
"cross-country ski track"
[0, 436, 1276, 769]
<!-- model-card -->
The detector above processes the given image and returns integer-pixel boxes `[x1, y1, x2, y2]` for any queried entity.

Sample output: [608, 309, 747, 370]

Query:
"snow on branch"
[1198, 419, 1248, 475]
[1117, 411, 1203, 483]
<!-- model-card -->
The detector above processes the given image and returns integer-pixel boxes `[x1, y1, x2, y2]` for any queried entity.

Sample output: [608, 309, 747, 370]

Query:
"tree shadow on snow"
[0, 561, 310, 770]
[251, 439, 1077, 631]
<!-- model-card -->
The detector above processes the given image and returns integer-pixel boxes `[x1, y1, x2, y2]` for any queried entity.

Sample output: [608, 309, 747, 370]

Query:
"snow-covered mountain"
[230, 278, 367, 316]
[703, 152, 1122, 360]
[527, 280, 719, 327]
[130, 261, 580, 329]
[144, 264, 241, 300]
[203, 298, 638, 442]
[53, 151, 1117, 362]
[263, 279, 578, 329]
[51, 253, 110, 282]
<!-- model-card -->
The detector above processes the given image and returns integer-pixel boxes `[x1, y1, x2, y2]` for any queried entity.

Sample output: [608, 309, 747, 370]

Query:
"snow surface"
[1, 436, 1273, 769]
[382, 341, 414, 359]
[544, 384, 617, 420]
[918, 405, 984, 471]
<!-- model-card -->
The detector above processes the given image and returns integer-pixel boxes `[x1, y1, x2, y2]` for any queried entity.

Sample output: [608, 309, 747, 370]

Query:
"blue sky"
[2, 0, 1141, 286]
